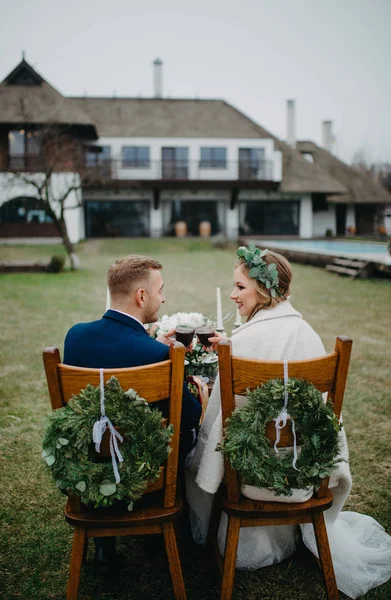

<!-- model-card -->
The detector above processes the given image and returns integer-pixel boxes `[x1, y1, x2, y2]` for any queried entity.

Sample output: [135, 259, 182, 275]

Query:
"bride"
[186, 245, 391, 599]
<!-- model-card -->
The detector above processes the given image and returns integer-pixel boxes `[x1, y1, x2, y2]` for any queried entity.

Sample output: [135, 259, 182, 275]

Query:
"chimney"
[322, 120, 334, 152]
[153, 58, 163, 98]
[286, 99, 296, 148]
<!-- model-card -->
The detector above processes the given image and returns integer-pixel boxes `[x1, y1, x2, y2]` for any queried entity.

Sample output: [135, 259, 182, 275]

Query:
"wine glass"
[196, 325, 218, 363]
[175, 326, 195, 348]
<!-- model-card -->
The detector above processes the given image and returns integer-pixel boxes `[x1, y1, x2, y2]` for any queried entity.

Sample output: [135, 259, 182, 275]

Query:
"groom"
[63, 254, 201, 574]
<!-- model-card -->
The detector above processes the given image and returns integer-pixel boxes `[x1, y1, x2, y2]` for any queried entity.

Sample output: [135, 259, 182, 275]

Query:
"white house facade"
[3, 58, 388, 243]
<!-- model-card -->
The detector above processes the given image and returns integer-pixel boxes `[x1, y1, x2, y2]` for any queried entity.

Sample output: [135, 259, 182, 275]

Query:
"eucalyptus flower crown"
[237, 243, 281, 298]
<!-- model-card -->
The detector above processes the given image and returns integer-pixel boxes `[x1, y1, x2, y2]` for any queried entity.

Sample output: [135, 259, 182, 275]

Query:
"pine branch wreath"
[217, 378, 341, 496]
[42, 376, 173, 509]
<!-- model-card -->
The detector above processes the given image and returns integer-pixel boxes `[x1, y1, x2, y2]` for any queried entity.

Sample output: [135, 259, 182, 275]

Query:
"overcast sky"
[1, 0, 390, 164]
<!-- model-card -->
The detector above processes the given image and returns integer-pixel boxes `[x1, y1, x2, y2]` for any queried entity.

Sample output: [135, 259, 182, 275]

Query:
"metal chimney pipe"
[286, 100, 296, 148]
[322, 120, 334, 152]
[153, 58, 163, 98]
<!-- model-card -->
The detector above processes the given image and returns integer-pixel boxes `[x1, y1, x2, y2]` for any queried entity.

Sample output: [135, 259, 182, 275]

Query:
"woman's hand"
[156, 328, 175, 346]
[207, 331, 228, 351]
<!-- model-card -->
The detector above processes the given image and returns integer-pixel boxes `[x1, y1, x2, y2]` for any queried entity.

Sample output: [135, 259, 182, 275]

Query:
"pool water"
[261, 240, 388, 255]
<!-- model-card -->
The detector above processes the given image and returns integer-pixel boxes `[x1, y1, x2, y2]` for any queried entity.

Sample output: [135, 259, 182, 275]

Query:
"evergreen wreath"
[42, 376, 173, 509]
[217, 378, 341, 496]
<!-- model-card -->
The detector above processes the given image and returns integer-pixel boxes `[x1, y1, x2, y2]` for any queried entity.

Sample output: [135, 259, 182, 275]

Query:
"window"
[161, 147, 188, 179]
[122, 146, 150, 167]
[85, 146, 111, 167]
[238, 148, 265, 179]
[200, 147, 227, 168]
[8, 130, 42, 169]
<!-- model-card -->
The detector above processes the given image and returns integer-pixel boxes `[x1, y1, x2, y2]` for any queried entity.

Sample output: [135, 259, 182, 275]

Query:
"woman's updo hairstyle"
[237, 250, 292, 320]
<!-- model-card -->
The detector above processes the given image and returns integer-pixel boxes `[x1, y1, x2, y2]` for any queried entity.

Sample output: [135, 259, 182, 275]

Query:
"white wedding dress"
[186, 303, 391, 599]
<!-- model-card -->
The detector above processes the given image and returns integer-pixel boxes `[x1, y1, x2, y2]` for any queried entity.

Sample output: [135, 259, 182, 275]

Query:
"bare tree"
[6, 125, 99, 270]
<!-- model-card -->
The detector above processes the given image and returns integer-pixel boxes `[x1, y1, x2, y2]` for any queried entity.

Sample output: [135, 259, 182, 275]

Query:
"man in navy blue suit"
[64, 254, 201, 573]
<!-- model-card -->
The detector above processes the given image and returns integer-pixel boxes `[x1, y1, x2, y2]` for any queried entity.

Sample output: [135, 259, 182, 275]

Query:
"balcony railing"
[84, 159, 274, 181]
[7, 154, 47, 171]
[4, 156, 275, 182]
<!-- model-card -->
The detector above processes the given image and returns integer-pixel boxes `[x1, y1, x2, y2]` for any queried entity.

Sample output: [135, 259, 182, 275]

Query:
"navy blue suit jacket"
[64, 310, 201, 454]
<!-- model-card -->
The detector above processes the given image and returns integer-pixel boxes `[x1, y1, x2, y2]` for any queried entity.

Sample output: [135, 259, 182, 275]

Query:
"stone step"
[332, 257, 367, 268]
[325, 265, 360, 277]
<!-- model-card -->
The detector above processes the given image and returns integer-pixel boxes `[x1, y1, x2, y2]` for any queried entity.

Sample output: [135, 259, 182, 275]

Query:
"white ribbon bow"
[273, 360, 299, 471]
[92, 369, 124, 484]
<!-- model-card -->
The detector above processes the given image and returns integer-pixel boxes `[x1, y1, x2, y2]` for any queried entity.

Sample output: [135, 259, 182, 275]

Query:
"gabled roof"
[0, 59, 97, 137]
[3, 58, 45, 85]
[297, 141, 391, 204]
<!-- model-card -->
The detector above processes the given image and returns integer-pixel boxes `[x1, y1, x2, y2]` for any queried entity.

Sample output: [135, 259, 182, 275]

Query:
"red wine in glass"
[196, 327, 215, 347]
[175, 327, 194, 347]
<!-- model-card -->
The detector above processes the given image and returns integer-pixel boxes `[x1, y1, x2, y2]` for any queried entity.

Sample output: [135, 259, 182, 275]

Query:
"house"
[0, 58, 388, 243]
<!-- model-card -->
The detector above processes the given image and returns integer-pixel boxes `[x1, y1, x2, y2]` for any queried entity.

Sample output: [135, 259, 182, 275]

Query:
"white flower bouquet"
[156, 311, 211, 334]
[156, 312, 218, 379]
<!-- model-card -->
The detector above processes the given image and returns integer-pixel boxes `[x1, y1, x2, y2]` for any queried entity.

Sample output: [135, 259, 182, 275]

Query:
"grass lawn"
[0, 238, 390, 600]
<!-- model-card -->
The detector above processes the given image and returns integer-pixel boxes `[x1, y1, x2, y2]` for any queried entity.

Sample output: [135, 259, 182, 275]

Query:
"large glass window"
[122, 146, 150, 167]
[0, 197, 53, 224]
[239, 200, 300, 235]
[200, 147, 227, 168]
[84, 200, 150, 237]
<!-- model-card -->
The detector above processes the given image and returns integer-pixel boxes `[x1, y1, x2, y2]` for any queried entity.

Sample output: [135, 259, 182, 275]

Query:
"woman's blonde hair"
[237, 250, 292, 321]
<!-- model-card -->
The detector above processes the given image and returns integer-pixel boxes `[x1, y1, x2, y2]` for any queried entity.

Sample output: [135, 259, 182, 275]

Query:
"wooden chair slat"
[231, 352, 339, 394]
[58, 361, 172, 404]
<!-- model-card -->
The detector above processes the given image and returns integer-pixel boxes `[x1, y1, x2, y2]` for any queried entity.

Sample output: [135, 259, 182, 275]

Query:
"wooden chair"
[214, 336, 352, 600]
[43, 342, 187, 600]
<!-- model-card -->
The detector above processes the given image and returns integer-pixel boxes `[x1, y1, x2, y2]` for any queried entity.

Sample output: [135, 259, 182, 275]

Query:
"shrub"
[47, 255, 65, 273]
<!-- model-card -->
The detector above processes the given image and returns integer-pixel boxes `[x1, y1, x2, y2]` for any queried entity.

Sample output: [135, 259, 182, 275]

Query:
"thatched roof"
[222, 103, 347, 195]
[0, 60, 96, 136]
[69, 97, 269, 139]
[297, 141, 391, 204]
[70, 97, 346, 195]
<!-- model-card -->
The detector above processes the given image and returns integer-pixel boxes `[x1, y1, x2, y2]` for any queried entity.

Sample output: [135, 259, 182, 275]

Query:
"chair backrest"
[217, 335, 352, 503]
[43, 342, 186, 509]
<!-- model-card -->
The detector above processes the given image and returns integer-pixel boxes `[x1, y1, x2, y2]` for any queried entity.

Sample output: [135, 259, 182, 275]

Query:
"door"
[162, 147, 189, 179]
[238, 148, 265, 179]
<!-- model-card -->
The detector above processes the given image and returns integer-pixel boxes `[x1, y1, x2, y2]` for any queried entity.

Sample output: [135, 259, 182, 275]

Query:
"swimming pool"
[260, 240, 388, 255]
[247, 239, 391, 267]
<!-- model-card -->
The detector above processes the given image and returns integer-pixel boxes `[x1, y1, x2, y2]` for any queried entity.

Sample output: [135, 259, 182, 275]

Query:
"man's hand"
[156, 328, 175, 346]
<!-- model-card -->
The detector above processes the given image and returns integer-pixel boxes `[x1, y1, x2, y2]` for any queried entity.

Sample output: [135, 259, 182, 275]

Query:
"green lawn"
[0, 239, 390, 600]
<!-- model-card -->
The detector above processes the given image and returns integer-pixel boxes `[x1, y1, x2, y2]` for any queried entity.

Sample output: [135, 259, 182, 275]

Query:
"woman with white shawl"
[186, 245, 391, 599]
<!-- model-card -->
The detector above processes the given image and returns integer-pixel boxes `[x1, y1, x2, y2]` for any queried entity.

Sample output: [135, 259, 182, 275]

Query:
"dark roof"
[0, 60, 97, 135]
[297, 141, 391, 204]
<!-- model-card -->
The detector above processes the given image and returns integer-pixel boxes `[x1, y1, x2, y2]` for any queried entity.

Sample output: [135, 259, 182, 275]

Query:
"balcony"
[2, 156, 279, 189]
[84, 159, 275, 182]
[7, 154, 47, 171]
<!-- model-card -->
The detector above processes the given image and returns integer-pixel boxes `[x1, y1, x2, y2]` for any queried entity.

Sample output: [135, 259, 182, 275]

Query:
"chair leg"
[220, 516, 240, 600]
[66, 527, 87, 600]
[163, 522, 187, 600]
[312, 513, 339, 600]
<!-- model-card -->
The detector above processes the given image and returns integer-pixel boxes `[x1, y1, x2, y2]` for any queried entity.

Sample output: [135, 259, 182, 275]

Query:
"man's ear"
[135, 287, 146, 307]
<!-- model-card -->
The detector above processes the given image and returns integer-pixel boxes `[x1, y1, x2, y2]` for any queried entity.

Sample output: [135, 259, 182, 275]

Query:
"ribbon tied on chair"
[273, 360, 299, 471]
[92, 369, 124, 483]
